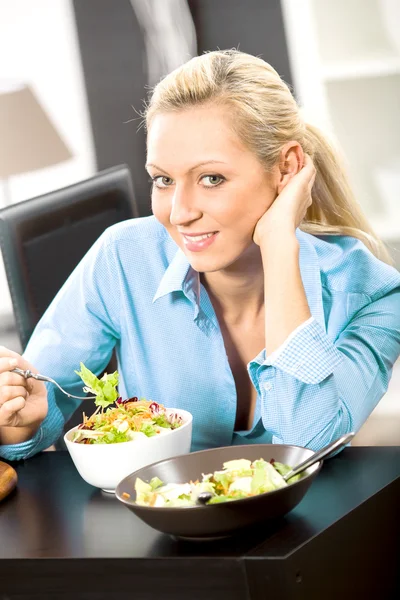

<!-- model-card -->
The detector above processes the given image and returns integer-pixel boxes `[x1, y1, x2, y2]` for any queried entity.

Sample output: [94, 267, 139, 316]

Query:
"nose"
[169, 185, 202, 226]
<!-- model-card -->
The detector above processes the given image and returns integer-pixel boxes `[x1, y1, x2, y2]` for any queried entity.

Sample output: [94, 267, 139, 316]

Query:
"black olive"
[196, 492, 213, 505]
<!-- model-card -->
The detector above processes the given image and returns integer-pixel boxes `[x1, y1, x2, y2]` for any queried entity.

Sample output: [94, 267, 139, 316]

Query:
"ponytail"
[302, 123, 393, 265]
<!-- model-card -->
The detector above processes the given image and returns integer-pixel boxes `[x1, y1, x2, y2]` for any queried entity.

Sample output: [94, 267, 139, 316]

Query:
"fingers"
[0, 357, 31, 390]
[302, 154, 316, 187]
[303, 154, 315, 169]
[0, 374, 29, 428]
[0, 371, 29, 387]
[0, 351, 33, 428]
[0, 385, 28, 407]
[0, 396, 26, 427]
[0, 356, 19, 375]
[285, 154, 315, 194]
[0, 348, 48, 431]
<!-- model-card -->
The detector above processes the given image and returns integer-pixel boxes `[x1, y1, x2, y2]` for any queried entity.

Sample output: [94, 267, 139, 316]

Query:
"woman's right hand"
[0, 346, 48, 445]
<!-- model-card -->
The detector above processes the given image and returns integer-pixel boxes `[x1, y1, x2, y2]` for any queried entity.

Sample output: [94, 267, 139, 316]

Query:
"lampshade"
[0, 82, 72, 178]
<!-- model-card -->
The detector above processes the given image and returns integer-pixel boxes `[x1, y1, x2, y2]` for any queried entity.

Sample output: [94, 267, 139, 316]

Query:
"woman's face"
[146, 105, 277, 273]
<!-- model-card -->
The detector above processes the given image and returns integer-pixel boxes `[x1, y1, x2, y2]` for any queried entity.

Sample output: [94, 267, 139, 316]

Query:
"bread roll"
[0, 461, 17, 501]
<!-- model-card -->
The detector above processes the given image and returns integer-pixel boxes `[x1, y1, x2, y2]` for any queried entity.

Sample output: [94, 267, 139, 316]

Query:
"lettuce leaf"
[207, 493, 247, 504]
[140, 423, 158, 437]
[273, 461, 302, 483]
[75, 362, 119, 408]
[153, 414, 172, 428]
[149, 477, 164, 490]
[91, 429, 130, 444]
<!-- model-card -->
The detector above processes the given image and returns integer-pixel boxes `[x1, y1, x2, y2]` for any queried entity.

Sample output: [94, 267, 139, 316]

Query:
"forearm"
[256, 286, 400, 449]
[261, 231, 311, 355]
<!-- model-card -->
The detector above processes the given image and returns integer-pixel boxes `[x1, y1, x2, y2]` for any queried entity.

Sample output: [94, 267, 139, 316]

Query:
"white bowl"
[64, 408, 193, 492]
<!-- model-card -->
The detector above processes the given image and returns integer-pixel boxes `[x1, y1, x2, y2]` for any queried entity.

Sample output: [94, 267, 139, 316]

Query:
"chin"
[185, 252, 246, 273]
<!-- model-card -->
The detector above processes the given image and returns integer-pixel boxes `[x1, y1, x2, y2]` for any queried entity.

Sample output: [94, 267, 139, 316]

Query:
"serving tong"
[196, 432, 355, 505]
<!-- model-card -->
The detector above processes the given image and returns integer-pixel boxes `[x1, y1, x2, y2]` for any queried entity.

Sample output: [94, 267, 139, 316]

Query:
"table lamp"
[0, 82, 73, 207]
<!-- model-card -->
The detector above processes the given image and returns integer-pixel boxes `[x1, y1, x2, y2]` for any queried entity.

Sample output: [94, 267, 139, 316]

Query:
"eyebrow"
[145, 160, 228, 174]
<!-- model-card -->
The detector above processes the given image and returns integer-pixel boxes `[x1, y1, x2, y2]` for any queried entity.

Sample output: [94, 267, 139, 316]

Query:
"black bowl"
[115, 444, 322, 539]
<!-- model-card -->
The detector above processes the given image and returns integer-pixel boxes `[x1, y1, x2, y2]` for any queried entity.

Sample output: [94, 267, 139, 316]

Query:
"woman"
[1, 50, 400, 460]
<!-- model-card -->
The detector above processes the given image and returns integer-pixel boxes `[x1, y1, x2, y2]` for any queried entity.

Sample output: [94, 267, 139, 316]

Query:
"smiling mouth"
[183, 232, 217, 242]
[181, 231, 219, 251]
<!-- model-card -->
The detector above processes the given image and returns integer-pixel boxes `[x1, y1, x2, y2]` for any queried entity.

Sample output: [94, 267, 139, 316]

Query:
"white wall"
[0, 0, 96, 315]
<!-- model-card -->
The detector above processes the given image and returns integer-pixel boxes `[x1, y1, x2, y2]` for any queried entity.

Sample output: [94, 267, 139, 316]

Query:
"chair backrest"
[0, 164, 138, 350]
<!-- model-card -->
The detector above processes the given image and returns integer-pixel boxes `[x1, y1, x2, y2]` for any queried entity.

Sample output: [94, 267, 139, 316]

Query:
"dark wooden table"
[0, 448, 399, 600]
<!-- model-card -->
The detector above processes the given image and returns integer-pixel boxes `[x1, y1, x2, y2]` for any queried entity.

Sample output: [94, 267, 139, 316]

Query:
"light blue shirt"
[2, 216, 400, 460]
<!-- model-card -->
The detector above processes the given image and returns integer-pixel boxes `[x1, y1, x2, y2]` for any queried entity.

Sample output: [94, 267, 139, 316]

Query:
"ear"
[276, 142, 304, 194]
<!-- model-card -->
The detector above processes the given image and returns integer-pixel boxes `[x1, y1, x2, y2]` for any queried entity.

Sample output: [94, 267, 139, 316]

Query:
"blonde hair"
[145, 49, 393, 265]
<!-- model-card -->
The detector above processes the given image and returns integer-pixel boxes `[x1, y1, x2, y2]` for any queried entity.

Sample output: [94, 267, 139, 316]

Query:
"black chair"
[0, 164, 138, 349]
[0, 164, 139, 442]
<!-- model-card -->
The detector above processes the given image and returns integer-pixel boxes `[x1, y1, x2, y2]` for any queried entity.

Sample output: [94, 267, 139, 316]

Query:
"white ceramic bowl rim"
[64, 407, 193, 448]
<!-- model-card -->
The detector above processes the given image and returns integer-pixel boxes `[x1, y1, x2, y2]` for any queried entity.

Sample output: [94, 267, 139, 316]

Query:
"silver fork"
[11, 368, 96, 400]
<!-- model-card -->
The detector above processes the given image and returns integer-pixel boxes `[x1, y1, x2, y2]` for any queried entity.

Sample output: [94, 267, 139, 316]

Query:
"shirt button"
[264, 382, 272, 391]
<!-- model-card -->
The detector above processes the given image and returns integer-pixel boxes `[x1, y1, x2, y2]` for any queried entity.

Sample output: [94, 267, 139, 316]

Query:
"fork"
[11, 368, 96, 400]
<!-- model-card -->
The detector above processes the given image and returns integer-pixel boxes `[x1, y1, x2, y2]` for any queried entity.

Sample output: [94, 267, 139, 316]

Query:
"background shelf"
[282, 0, 400, 248]
[321, 56, 400, 81]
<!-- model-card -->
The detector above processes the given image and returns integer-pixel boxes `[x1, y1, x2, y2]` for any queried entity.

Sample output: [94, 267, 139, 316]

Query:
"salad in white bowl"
[64, 363, 192, 492]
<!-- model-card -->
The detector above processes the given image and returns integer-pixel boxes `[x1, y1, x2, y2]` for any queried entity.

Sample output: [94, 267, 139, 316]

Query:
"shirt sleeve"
[265, 316, 315, 365]
[252, 286, 400, 450]
[0, 228, 120, 461]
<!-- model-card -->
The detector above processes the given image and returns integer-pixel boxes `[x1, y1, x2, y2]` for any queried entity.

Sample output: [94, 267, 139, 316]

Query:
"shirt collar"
[152, 248, 200, 315]
[153, 230, 325, 330]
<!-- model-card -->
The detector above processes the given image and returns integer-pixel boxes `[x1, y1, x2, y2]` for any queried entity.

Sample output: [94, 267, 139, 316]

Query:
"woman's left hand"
[253, 154, 316, 246]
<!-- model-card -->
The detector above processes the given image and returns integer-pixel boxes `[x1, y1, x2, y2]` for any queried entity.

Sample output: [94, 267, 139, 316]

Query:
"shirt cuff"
[266, 316, 315, 363]
[263, 318, 344, 384]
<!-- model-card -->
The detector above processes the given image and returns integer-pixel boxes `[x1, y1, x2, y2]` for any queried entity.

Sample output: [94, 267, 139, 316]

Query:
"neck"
[200, 246, 264, 325]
